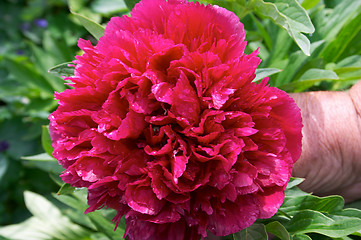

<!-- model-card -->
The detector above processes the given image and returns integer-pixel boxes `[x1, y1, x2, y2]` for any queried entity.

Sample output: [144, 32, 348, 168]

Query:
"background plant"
[1, 0, 361, 239]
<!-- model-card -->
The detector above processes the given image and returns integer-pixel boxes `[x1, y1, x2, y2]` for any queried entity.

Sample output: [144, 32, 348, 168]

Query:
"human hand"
[291, 81, 361, 203]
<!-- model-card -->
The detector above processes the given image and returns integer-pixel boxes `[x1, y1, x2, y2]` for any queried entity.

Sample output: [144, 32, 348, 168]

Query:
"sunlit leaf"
[254, 68, 282, 82]
[233, 223, 268, 240]
[266, 221, 290, 240]
[48, 62, 75, 78]
[41, 125, 54, 157]
[250, 0, 314, 55]
[71, 11, 105, 40]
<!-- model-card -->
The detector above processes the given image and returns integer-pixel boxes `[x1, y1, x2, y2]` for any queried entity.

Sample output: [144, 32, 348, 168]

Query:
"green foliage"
[231, 178, 361, 240]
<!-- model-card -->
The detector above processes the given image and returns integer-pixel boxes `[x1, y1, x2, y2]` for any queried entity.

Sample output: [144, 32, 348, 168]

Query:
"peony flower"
[49, 0, 302, 239]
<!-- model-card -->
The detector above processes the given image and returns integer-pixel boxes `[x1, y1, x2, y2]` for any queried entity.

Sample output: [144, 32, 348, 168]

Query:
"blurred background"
[0, 0, 130, 228]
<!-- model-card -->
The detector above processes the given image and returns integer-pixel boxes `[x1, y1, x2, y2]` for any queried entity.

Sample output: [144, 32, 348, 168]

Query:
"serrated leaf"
[48, 62, 75, 78]
[253, 68, 282, 82]
[250, 0, 314, 55]
[42, 125, 54, 157]
[233, 223, 268, 240]
[23, 191, 92, 240]
[71, 11, 105, 40]
[266, 221, 290, 240]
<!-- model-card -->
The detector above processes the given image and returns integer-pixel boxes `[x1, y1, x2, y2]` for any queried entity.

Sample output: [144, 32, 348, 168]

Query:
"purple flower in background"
[34, 18, 48, 28]
[0, 141, 9, 152]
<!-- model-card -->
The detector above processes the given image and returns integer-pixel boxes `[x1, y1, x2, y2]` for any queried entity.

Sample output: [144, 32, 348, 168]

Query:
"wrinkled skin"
[205, 81, 361, 240]
[292, 80, 361, 203]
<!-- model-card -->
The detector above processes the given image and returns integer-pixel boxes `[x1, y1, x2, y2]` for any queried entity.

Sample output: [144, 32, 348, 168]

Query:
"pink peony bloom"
[49, 0, 302, 239]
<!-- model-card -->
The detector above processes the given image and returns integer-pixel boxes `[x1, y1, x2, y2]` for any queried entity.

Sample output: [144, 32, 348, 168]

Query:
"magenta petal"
[49, 0, 303, 238]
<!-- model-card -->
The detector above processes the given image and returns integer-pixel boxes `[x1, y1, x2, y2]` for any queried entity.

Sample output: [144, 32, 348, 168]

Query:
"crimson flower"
[49, 0, 302, 239]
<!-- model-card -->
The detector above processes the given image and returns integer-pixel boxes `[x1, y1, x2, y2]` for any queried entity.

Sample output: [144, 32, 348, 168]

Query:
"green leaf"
[54, 189, 126, 240]
[292, 234, 312, 240]
[57, 183, 76, 195]
[281, 194, 344, 217]
[279, 69, 338, 92]
[19, 191, 92, 240]
[0, 154, 9, 183]
[233, 223, 268, 240]
[286, 177, 305, 189]
[301, 0, 320, 10]
[4, 57, 54, 97]
[42, 125, 54, 157]
[250, 0, 314, 55]
[266, 221, 290, 240]
[317, 0, 361, 42]
[22, 153, 63, 174]
[71, 11, 105, 40]
[48, 62, 75, 78]
[21, 153, 55, 161]
[253, 68, 282, 82]
[284, 209, 361, 238]
[272, 40, 324, 87]
[91, 0, 128, 15]
[320, 11, 361, 63]
[124, 0, 140, 11]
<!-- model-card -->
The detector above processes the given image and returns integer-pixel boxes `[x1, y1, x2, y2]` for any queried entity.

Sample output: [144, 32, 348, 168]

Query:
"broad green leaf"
[292, 234, 312, 240]
[57, 183, 76, 195]
[249, 0, 314, 55]
[279, 69, 338, 92]
[266, 221, 290, 240]
[233, 223, 268, 240]
[91, 0, 128, 14]
[281, 194, 344, 217]
[284, 209, 361, 238]
[286, 177, 304, 189]
[124, 0, 140, 11]
[41, 125, 54, 157]
[71, 11, 105, 40]
[87, 212, 125, 240]
[22, 191, 92, 240]
[336, 55, 361, 69]
[253, 68, 282, 82]
[273, 40, 324, 87]
[317, 0, 361, 42]
[320, 12, 361, 63]
[22, 153, 63, 174]
[265, 28, 292, 68]
[0, 217, 54, 240]
[55, 189, 126, 240]
[48, 62, 75, 78]
[301, 0, 320, 10]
